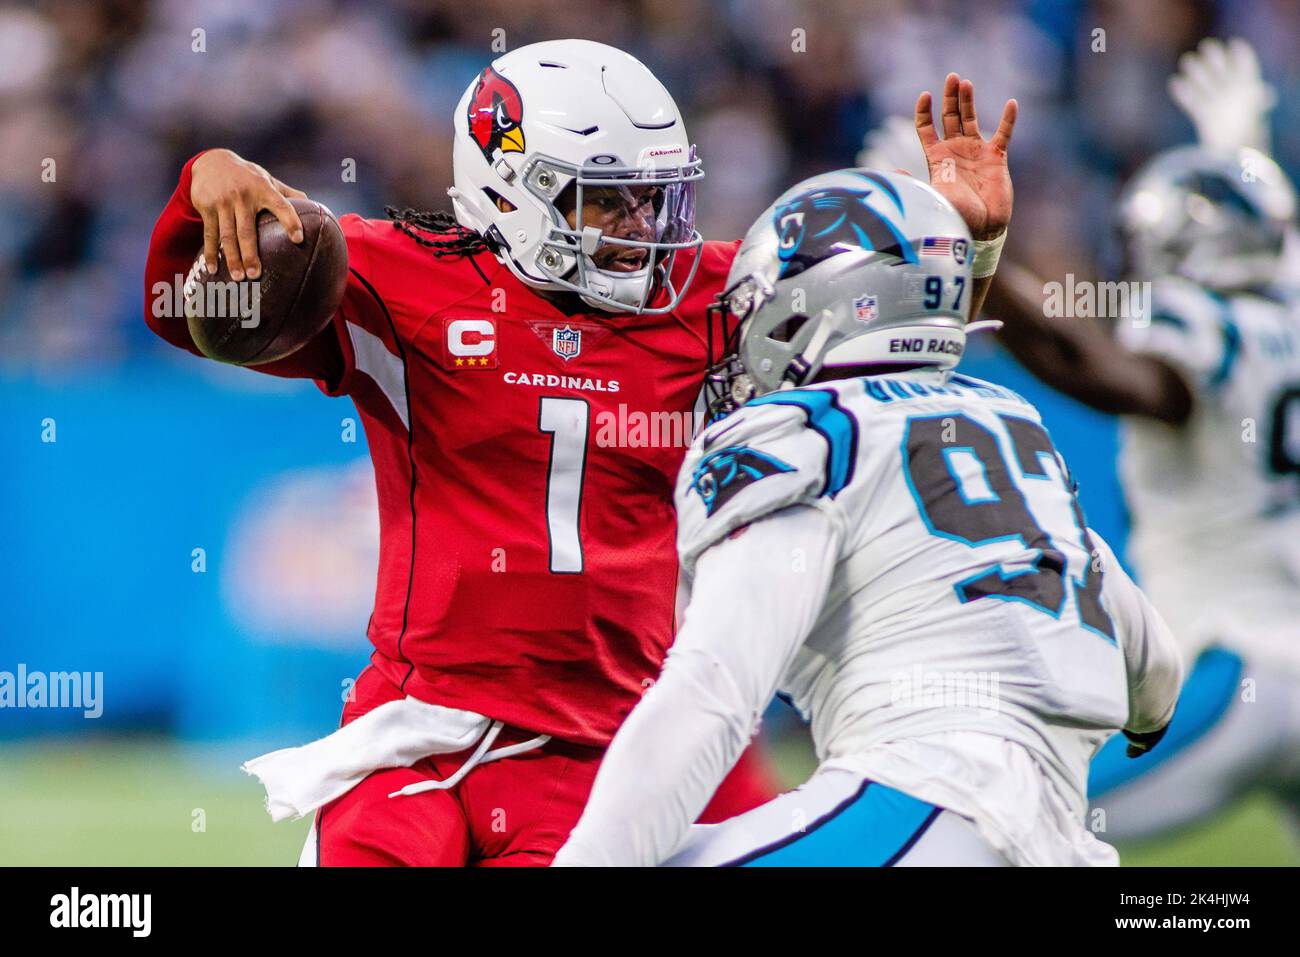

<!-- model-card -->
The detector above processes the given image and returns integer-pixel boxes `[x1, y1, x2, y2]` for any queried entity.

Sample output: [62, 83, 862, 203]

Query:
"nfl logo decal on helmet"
[552, 325, 582, 360]
[854, 294, 878, 322]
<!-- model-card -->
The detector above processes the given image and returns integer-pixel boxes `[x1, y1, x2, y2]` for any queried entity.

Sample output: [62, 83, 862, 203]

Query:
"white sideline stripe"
[348, 322, 409, 430]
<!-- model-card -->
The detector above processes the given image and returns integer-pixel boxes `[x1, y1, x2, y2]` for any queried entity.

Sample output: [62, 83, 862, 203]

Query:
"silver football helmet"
[705, 169, 975, 417]
[1116, 145, 1296, 291]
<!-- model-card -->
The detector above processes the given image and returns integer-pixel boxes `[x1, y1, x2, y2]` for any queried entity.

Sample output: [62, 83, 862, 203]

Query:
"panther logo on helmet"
[467, 66, 525, 162]
[773, 175, 919, 279]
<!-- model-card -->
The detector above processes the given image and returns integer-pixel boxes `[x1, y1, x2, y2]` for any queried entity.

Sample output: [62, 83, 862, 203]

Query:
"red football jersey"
[145, 155, 739, 746]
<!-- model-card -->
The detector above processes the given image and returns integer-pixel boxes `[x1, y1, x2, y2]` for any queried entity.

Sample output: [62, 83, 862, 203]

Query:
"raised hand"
[1168, 37, 1275, 154]
[914, 74, 1017, 241]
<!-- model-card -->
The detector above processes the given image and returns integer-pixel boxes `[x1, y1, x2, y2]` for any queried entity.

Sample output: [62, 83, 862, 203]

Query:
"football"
[184, 198, 348, 365]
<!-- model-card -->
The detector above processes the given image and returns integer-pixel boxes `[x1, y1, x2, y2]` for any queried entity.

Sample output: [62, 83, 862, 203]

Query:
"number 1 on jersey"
[538, 397, 590, 573]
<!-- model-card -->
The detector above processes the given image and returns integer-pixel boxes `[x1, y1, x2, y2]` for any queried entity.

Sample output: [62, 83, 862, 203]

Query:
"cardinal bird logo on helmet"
[467, 66, 526, 162]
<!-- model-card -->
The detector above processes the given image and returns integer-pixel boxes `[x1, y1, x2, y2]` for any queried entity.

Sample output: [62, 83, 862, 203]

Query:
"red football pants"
[310, 665, 781, 866]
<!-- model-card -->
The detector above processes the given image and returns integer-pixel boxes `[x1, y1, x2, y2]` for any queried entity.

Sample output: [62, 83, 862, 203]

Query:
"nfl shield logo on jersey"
[854, 294, 879, 322]
[553, 325, 582, 360]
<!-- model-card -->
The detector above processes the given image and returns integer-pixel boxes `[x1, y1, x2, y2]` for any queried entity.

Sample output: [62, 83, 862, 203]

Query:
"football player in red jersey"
[145, 39, 780, 866]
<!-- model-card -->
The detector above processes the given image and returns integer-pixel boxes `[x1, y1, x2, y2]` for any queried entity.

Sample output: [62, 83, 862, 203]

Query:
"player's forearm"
[1120, 591, 1182, 735]
[984, 261, 1113, 394]
[143, 152, 211, 356]
[986, 263, 1191, 423]
[968, 274, 994, 324]
[1092, 533, 1183, 734]
[556, 507, 839, 866]
[555, 647, 759, 866]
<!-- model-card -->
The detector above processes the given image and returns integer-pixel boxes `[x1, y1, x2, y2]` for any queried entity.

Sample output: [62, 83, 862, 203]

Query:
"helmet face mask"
[705, 170, 975, 420]
[704, 273, 779, 418]
[528, 151, 703, 312]
[450, 40, 705, 315]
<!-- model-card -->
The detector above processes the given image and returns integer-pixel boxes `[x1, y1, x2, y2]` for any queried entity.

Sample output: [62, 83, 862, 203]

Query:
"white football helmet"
[448, 39, 704, 314]
[1117, 145, 1296, 291]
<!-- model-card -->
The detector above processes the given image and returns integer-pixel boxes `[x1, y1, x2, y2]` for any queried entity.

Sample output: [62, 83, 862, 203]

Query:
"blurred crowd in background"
[3, 0, 1300, 374]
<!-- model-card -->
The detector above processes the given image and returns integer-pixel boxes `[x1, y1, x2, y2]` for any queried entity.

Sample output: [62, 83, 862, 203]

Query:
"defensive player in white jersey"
[553, 162, 1184, 862]
[972, 40, 1300, 846]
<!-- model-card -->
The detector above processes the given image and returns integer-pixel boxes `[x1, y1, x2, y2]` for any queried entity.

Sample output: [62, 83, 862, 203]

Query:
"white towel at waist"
[241, 697, 549, 823]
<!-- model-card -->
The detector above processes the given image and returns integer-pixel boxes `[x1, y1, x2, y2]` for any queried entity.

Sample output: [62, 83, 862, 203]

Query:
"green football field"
[0, 736, 1294, 866]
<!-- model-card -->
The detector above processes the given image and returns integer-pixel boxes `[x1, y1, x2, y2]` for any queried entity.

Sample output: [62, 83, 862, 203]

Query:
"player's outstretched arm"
[983, 261, 1194, 424]
[914, 73, 1016, 320]
[553, 506, 840, 867]
[1092, 532, 1183, 756]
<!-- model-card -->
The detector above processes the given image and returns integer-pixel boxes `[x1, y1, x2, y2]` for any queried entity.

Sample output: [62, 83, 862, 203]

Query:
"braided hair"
[384, 206, 496, 257]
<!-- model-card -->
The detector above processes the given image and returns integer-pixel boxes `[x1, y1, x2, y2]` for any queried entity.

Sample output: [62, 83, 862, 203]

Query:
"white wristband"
[971, 230, 1006, 279]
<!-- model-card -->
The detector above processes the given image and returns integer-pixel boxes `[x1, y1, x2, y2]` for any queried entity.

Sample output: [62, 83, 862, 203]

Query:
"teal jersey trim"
[747, 389, 857, 496]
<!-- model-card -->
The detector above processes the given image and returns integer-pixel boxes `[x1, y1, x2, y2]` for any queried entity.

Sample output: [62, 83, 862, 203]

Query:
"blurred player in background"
[144, 39, 781, 866]
[967, 40, 1300, 844]
[556, 81, 1184, 867]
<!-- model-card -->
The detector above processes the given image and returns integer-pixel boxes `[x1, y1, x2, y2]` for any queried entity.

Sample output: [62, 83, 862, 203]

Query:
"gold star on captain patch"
[455, 358, 464, 366]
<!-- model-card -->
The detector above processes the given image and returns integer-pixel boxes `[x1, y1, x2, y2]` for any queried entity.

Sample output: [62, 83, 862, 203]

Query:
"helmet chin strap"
[580, 257, 655, 311]
[577, 222, 673, 311]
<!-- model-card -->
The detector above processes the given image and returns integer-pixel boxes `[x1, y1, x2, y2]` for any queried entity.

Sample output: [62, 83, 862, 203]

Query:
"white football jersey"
[676, 372, 1134, 838]
[1117, 278, 1300, 668]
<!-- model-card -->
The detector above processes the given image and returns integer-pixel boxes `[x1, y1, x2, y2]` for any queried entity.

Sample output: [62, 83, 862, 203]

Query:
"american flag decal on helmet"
[921, 236, 955, 257]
